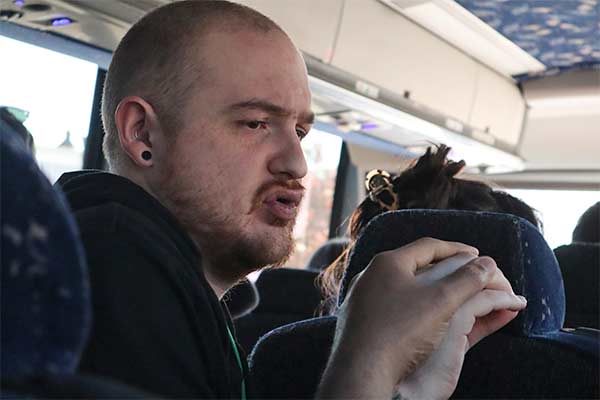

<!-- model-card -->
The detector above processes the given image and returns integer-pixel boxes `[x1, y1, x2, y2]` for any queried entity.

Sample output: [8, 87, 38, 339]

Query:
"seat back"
[554, 243, 600, 329]
[234, 268, 321, 353]
[249, 316, 336, 399]
[223, 279, 260, 319]
[1, 130, 91, 381]
[249, 210, 599, 399]
[0, 131, 149, 398]
[340, 210, 565, 336]
[305, 237, 350, 272]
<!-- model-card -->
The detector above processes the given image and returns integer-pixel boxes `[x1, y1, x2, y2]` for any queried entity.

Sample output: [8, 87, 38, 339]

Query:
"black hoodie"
[57, 171, 247, 399]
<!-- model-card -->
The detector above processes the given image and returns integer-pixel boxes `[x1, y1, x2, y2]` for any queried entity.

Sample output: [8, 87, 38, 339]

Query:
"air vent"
[0, 9, 23, 21]
[23, 3, 52, 12]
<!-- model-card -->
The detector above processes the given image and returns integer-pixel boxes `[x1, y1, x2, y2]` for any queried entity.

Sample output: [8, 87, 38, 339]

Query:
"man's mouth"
[262, 190, 303, 221]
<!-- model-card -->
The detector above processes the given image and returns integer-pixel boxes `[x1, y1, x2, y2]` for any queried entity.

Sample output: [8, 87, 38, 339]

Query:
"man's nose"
[267, 128, 308, 180]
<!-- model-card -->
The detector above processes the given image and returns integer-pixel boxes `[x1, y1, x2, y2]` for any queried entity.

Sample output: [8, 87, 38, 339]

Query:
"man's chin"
[241, 224, 295, 269]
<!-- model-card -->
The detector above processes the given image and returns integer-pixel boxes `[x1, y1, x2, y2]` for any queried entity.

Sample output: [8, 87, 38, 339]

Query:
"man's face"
[157, 29, 313, 280]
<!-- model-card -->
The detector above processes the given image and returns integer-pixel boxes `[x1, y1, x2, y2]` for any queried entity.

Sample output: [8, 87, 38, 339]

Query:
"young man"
[58, 1, 525, 398]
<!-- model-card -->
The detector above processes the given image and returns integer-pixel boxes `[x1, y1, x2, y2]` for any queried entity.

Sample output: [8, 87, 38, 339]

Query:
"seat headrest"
[224, 279, 260, 319]
[1, 131, 91, 379]
[338, 209, 565, 336]
[573, 202, 599, 243]
[305, 237, 350, 272]
[255, 268, 320, 316]
[554, 242, 599, 329]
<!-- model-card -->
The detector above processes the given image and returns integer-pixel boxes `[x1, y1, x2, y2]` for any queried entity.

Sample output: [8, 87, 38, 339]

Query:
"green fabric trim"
[226, 326, 246, 400]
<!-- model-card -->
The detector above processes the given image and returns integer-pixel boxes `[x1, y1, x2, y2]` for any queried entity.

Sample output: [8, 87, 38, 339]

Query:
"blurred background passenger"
[319, 144, 541, 313]
[572, 202, 599, 244]
[554, 201, 599, 329]
[0, 106, 35, 153]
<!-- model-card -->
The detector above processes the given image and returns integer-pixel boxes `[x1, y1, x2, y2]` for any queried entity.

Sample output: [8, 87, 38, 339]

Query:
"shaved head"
[102, 0, 285, 171]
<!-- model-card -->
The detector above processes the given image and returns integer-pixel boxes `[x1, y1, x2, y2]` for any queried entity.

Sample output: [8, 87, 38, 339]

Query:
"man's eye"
[246, 121, 267, 130]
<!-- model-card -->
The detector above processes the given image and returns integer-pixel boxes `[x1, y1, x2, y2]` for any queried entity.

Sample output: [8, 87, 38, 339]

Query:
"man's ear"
[114, 96, 160, 167]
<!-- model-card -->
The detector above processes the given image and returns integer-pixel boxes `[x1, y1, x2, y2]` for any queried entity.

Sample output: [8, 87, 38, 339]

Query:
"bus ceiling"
[1, 0, 598, 188]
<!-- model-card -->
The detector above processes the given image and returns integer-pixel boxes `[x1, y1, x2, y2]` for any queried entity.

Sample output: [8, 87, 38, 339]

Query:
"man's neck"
[203, 261, 232, 300]
[116, 168, 242, 300]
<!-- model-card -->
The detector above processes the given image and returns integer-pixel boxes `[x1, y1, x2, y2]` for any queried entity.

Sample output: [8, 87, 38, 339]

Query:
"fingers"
[416, 252, 518, 298]
[381, 238, 479, 277]
[432, 256, 498, 315]
[416, 252, 477, 285]
[467, 310, 519, 348]
[463, 289, 526, 320]
[454, 289, 527, 347]
[484, 265, 515, 294]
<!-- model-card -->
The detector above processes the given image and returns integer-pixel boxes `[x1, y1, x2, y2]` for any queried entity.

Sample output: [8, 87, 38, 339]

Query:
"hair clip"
[365, 169, 399, 211]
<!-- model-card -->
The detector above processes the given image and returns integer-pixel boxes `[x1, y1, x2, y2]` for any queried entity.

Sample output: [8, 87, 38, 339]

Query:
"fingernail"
[517, 295, 527, 304]
[466, 246, 480, 255]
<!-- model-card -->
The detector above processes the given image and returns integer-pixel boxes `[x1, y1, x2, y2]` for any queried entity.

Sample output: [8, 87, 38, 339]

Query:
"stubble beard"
[193, 209, 297, 281]
[159, 171, 297, 281]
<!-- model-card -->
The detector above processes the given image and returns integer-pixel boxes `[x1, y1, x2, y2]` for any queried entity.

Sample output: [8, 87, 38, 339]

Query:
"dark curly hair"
[318, 144, 540, 314]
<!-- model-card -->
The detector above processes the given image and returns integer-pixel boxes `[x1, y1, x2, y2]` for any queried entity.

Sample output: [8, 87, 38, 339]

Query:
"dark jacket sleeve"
[77, 234, 217, 398]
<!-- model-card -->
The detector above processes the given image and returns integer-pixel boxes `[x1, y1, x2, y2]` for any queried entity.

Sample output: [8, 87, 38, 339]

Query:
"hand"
[317, 238, 503, 399]
[397, 253, 526, 400]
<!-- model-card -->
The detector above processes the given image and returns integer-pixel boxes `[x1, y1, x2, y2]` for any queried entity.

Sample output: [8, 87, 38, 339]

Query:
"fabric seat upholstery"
[1, 131, 90, 381]
[305, 237, 350, 272]
[249, 210, 599, 399]
[234, 268, 321, 353]
[554, 243, 599, 329]
[223, 279, 260, 319]
[0, 131, 150, 398]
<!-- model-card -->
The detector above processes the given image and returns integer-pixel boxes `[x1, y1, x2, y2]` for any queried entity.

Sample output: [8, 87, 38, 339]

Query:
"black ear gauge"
[142, 151, 152, 161]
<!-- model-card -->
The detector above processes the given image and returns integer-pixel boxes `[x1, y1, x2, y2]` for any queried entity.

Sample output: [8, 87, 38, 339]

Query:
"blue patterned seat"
[249, 210, 599, 398]
[0, 130, 148, 398]
[1, 130, 90, 381]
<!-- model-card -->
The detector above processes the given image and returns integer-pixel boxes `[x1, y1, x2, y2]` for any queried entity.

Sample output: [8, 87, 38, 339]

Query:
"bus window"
[284, 129, 343, 268]
[508, 189, 599, 249]
[0, 35, 97, 182]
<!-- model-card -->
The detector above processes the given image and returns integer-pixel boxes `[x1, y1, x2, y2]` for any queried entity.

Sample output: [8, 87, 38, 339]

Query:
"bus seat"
[223, 279, 260, 319]
[249, 210, 599, 399]
[554, 243, 600, 329]
[249, 316, 336, 399]
[0, 131, 150, 398]
[305, 237, 350, 272]
[339, 210, 566, 336]
[1, 130, 90, 382]
[234, 268, 321, 353]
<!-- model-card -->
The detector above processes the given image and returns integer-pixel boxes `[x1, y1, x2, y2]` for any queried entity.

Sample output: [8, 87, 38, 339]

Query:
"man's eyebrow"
[227, 99, 315, 125]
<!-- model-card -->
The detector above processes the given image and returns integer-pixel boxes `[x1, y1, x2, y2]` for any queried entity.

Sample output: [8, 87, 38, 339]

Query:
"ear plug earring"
[142, 151, 152, 160]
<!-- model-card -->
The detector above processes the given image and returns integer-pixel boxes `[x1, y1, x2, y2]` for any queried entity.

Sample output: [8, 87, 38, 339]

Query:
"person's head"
[572, 202, 599, 243]
[0, 107, 35, 154]
[319, 144, 540, 312]
[102, 0, 314, 291]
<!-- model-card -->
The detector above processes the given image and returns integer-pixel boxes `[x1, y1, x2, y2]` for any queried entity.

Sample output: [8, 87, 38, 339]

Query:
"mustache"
[257, 179, 306, 195]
